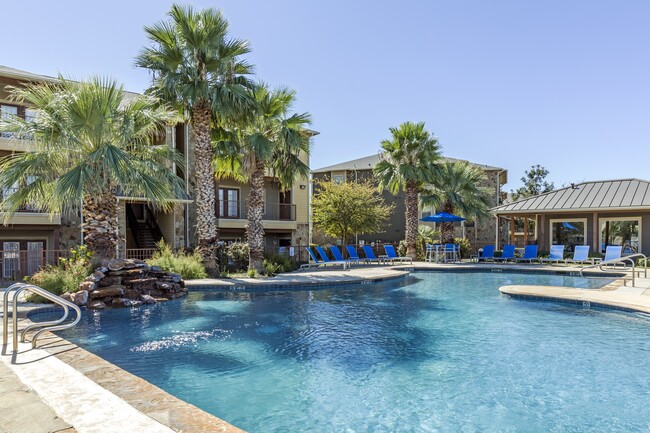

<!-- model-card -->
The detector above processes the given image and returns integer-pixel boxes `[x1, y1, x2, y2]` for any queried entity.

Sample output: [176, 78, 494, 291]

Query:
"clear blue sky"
[3, 0, 650, 190]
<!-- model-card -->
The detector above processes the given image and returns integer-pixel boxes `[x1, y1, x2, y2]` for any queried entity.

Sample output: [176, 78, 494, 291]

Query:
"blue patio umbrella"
[562, 222, 579, 231]
[420, 212, 466, 223]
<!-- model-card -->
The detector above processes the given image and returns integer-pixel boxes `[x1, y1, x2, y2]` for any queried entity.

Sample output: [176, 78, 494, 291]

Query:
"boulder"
[108, 259, 126, 271]
[79, 281, 96, 292]
[90, 285, 125, 299]
[140, 294, 156, 305]
[111, 297, 134, 308]
[124, 289, 141, 300]
[95, 266, 109, 274]
[97, 276, 122, 287]
[85, 271, 105, 283]
[73, 290, 89, 306]
[61, 292, 74, 303]
[88, 300, 106, 310]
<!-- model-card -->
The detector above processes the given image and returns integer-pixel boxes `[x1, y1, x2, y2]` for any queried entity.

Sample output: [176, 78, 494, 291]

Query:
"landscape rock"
[140, 294, 156, 304]
[111, 297, 134, 308]
[61, 292, 74, 302]
[79, 281, 96, 292]
[88, 300, 106, 310]
[90, 285, 125, 299]
[73, 290, 89, 306]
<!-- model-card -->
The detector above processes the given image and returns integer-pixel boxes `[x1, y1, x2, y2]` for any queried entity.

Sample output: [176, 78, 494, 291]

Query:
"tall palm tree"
[214, 85, 312, 272]
[421, 161, 492, 244]
[136, 4, 255, 274]
[0, 77, 184, 261]
[375, 121, 441, 259]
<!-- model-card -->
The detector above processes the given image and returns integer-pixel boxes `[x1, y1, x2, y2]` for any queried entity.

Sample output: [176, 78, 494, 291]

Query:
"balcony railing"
[1, 188, 43, 212]
[0, 249, 72, 281]
[216, 200, 296, 221]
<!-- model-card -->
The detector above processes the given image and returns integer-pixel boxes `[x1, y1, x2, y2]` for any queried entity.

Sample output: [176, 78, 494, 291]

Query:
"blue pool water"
[49, 272, 650, 432]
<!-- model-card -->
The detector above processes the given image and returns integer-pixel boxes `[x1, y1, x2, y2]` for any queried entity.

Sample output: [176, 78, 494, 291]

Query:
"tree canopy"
[311, 181, 393, 245]
[512, 164, 555, 201]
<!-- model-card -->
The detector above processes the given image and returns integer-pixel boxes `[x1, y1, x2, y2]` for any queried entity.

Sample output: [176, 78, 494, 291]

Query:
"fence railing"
[0, 249, 72, 281]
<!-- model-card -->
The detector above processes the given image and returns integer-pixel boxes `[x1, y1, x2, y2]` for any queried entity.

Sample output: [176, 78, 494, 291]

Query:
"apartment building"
[0, 65, 310, 276]
[312, 153, 507, 251]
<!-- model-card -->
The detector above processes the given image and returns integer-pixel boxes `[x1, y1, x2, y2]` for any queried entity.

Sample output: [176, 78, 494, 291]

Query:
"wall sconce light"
[299, 185, 307, 190]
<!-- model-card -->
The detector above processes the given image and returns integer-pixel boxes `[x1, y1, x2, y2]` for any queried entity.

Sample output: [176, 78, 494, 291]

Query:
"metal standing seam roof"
[491, 179, 650, 214]
[312, 153, 505, 173]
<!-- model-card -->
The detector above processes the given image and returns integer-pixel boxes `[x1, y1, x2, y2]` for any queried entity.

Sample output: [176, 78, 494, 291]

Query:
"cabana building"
[491, 179, 650, 256]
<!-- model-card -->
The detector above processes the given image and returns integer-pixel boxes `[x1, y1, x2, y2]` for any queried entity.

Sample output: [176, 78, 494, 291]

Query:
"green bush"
[261, 253, 298, 276]
[453, 238, 471, 259]
[26, 245, 93, 303]
[147, 241, 207, 279]
[397, 240, 426, 260]
[226, 242, 249, 272]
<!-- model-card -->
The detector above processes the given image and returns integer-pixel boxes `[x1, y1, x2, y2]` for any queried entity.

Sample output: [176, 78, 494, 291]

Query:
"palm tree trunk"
[441, 201, 455, 244]
[191, 99, 219, 275]
[247, 159, 266, 273]
[405, 180, 419, 259]
[83, 190, 119, 262]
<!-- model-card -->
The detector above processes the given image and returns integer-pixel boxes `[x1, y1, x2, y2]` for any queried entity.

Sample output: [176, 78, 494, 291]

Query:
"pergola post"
[510, 216, 515, 245]
[524, 217, 529, 245]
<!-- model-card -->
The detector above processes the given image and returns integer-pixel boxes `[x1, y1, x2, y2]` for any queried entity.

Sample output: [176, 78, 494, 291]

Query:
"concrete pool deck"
[2, 261, 649, 432]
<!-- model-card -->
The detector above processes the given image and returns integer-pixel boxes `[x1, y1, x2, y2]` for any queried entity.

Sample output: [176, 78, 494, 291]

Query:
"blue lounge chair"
[477, 245, 496, 262]
[565, 245, 598, 266]
[383, 245, 413, 264]
[540, 245, 565, 264]
[603, 245, 623, 262]
[494, 245, 515, 262]
[331, 245, 358, 265]
[301, 247, 325, 269]
[315, 246, 349, 268]
[516, 245, 539, 263]
[362, 245, 385, 264]
[346, 245, 370, 264]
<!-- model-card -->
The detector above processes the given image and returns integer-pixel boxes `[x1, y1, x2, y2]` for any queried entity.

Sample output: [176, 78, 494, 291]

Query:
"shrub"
[453, 238, 471, 259]
[147, 241, 207, 279]
[397, 240, 426, 260]
[26, 245, 93, 303]
[226, 242, 249, 272]
[262, 253, 298, 276]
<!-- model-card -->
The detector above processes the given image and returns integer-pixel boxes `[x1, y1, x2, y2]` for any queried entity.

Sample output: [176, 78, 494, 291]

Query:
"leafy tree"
[421, 161, 492, 243]
[0, 77, 183, 260]
[512, 164, 554, 201]
[375, 121, 441, 259]
[312, 181, 393, 247]
[214, 85, 312, 272]
[136, 4, 255, 274]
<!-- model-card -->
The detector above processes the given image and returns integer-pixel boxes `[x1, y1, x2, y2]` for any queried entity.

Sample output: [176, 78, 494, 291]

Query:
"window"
[3, 242, 20, 278]
[332, 174, 345, 184]
[549, 218, 586, 253]
[1, 105, 18, 138]
[218, 188, 239, 218]
[600, 217, 640, 254]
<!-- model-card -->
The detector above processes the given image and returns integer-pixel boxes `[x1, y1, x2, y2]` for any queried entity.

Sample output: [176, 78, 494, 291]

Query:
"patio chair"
[494, 245, 516, 262]
[331, 245, 359, 265]
[383, 245, 413, 264]
[362, 245, 385, 264]
[301, 247, 325, 269]
[603, 245, 623, 262]
[444, 243, 460, 262]
[346, 245, 370, 264]
[515, 245, 539, 263]
[315, 246, 349, 268]
[477, 245, 496, 262]
[565, 245, 599, 266]
[540, 245, 565, 264]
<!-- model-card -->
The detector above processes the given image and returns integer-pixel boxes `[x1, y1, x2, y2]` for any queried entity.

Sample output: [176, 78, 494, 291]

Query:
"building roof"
[491, 178, 650, 214]
[0, 65, 142, 102]
[312, 153, 505, 173]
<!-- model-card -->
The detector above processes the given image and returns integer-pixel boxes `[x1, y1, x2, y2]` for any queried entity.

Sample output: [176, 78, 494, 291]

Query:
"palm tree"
[136, 4, 255, 274]
[0, 77, 184, 261]
[421, 161, 492, 244]
[214, 85, 312, 272]
[375, 121, 441, 259]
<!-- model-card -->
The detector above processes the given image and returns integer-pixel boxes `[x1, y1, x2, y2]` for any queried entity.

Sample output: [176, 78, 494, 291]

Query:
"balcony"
[216, 200, 297, 230]
[0, 133, 36, 152]
[0, 188, 60, 225]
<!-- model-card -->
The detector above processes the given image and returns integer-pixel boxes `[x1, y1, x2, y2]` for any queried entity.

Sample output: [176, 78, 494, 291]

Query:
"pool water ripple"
[48, 272, 650, 433]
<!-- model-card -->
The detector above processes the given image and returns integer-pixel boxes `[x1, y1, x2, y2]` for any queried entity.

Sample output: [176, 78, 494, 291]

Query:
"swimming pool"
[51, 272, 650, 432]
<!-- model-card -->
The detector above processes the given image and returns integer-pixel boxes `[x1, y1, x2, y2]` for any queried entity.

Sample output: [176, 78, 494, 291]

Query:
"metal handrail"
[580, 253, 647, 287]
[2, 283, 81, 352]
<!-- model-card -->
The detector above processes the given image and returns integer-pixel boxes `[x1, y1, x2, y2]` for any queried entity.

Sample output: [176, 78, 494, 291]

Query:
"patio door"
[3, 242, 20, 279]
[279, 190, 291, 220]
[27, 242, 44, 275]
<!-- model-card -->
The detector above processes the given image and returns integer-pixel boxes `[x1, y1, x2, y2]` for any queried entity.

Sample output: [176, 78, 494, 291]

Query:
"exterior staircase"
[126, 205, 163, 249]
